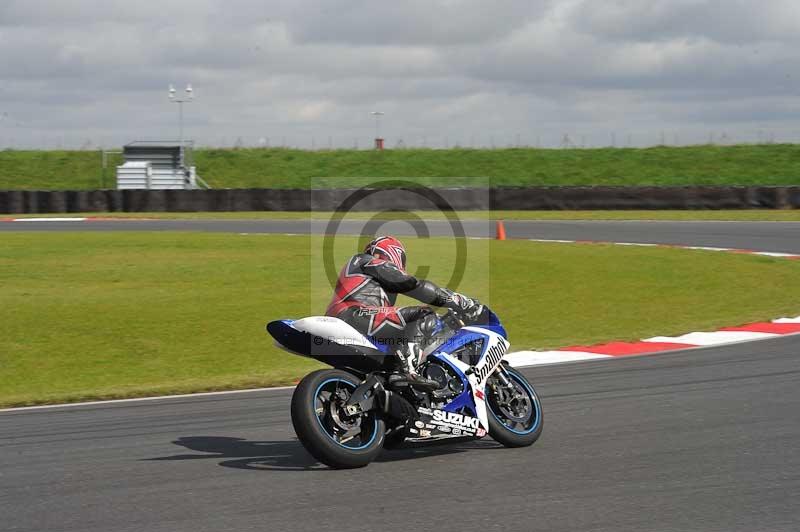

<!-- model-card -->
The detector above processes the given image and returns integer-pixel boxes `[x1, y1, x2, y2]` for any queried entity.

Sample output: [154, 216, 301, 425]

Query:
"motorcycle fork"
[494, 364, 513, 387]
[489, 364, 518, 404]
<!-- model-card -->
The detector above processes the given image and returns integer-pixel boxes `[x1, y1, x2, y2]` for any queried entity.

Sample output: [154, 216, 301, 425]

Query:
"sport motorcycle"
[266, 305, 542, 469]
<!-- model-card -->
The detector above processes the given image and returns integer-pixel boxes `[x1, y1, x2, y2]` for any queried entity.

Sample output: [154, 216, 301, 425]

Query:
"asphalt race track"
[2, 219, 799, 531]
[3, 219, 800, 253]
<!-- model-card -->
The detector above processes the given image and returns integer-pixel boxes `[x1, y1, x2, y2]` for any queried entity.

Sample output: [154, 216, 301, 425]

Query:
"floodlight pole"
[179, 102, 184, 144]
[169, 84, 194, 165]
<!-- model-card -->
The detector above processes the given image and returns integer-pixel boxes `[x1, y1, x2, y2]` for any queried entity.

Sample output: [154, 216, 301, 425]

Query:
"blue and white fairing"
[426, 309, 510, 433]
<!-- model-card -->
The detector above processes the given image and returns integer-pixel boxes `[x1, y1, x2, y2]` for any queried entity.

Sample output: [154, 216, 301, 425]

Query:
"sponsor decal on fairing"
[432, 409, 480, 430]
[473, 339, 509, 383]
[414, 406, 484, 437]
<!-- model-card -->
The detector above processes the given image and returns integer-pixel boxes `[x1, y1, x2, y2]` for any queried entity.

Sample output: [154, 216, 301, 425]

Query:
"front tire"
[291, 369, 385, 469]
[486, 366, 543, 447]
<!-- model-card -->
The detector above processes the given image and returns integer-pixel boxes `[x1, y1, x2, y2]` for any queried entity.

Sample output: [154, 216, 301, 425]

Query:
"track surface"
[3, 219, 800, 253]
[2, 220, 799, 531]
[3, 342, 799, 532]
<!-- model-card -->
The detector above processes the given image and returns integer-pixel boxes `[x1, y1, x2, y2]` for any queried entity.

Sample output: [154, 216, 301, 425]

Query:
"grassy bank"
[1, 144, 799, 190]
[3, 232, 800, 407]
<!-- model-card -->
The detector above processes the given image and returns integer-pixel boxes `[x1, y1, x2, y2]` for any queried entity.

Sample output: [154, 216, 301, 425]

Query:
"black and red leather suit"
[325, 252, 467, 355]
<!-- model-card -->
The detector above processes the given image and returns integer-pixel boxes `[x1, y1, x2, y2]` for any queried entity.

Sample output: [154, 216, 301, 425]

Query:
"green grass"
[1, 144, 800, 190]
[2, 232, 800, 407]
[7, 210, 800, 221]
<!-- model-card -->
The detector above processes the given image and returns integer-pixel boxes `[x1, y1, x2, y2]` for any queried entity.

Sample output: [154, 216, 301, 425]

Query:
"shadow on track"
[145, 436, 503, 471]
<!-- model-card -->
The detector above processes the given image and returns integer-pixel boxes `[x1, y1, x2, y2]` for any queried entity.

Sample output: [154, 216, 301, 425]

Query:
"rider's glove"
[445, 291, 479, 314]
[463, 303, 484, 322]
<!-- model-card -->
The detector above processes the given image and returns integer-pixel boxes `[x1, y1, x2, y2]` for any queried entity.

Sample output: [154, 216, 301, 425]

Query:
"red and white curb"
[528, 238, 800, 260]
[2, 217, 89, 222]
[506, 316, 800, 368]
[0, 385, 298, 413]
[0, 217, 148, 222]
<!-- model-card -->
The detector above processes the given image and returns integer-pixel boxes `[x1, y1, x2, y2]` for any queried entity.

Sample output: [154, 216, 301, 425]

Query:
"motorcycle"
[266, 305, 543, 469]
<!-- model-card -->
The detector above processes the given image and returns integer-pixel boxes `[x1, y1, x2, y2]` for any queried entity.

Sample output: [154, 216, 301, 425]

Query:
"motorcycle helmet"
[364, 235, 407, 271]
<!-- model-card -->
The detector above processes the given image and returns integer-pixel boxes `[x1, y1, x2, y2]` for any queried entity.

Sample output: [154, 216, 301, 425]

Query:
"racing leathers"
[326, 253, 479, 376]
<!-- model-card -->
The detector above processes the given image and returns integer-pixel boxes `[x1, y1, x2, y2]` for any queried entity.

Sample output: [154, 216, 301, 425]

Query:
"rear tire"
[486, 366, 543, 447]
[291, 369, 385, 469]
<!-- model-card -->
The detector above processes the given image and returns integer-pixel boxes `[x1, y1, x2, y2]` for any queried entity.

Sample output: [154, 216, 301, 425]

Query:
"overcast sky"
[1, 0, 799, 149]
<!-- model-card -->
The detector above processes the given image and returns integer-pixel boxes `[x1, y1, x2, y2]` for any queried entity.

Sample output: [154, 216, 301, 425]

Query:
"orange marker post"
[496, 220, 506, 240]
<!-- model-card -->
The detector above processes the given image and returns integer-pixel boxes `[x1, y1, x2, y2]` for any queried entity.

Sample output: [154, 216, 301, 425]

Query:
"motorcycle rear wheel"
[291, 369, 385, 469]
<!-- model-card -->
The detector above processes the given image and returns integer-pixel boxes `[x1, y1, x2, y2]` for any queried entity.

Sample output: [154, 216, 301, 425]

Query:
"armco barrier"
[1, 186, 799, 214]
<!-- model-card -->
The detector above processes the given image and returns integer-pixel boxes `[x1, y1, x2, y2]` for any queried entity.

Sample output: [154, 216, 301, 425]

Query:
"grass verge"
[2, 232, 800, 407]
[2, 144, 800, 190]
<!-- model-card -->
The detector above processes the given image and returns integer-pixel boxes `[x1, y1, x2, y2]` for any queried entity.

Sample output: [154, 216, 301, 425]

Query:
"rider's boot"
[390, 342, 439, 391]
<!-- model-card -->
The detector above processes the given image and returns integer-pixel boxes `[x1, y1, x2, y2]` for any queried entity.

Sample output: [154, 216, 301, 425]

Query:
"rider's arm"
[361, 258, 418, 293]
[362, 257, 478, 311]
[408, 280, 477, 312]
[406, 279, 451, 306]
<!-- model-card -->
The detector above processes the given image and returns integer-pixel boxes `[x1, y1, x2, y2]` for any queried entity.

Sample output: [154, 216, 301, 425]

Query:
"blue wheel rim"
[488, 371, 541, 435]
[313, 378, 379, 450]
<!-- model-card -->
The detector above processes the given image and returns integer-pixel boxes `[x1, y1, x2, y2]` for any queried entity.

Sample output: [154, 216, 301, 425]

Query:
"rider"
[326, 235, 481, 388]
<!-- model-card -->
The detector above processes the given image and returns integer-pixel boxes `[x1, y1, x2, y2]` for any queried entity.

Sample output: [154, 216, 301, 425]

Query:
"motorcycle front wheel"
[486, 366, 543, 447]
[291, 369, 385, 469]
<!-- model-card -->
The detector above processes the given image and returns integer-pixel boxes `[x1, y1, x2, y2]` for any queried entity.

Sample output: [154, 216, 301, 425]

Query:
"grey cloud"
[570, 0, 800, 45]
[1, 0, 799, 149]
[283, 0, 549, 46]
[0, 0, 219, 27]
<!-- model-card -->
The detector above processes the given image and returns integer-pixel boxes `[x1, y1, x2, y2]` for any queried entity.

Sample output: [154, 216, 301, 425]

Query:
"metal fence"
[2, 186, 799, 214]
[0, 131, 797, 151]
